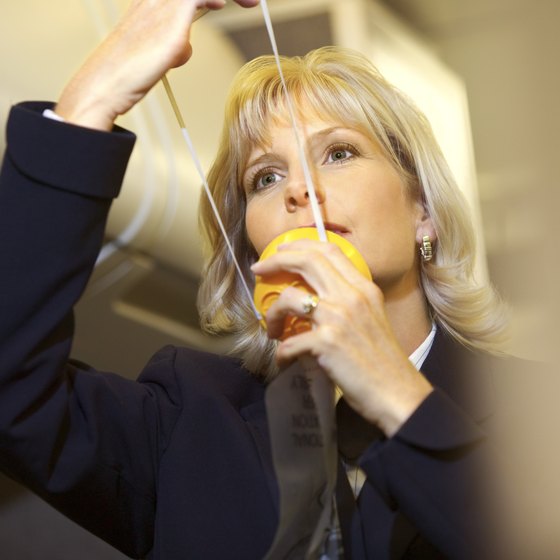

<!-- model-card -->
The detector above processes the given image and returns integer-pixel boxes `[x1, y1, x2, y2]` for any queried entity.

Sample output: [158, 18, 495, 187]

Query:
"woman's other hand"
[55, 0, 260, 131]
[251, 238, 433, 437]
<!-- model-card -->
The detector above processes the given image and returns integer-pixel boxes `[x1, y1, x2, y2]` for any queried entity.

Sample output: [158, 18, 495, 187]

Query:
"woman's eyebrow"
[244, 152, 279, 172]
[306, 126, 359, 149]
[308, 126, 347, 142]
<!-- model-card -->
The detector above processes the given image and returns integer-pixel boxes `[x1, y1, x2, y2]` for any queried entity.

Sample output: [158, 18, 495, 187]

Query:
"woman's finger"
[233, 0, 261, 6]
[252, 242, 371, 298]
[264, 286, 323, 340]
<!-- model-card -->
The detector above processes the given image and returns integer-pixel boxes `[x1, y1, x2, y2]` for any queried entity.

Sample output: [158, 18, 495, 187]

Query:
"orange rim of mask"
[253, 227, 373, 340]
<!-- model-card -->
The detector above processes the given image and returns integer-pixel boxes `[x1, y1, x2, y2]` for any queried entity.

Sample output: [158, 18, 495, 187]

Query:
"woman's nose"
[283, 174, 325, 212]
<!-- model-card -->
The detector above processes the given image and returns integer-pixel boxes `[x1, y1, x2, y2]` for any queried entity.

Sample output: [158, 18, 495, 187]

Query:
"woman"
[0, 0, 507, 558]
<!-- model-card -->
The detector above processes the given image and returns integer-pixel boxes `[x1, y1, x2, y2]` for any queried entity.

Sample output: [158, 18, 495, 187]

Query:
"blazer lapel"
[421, 328, 495, 423]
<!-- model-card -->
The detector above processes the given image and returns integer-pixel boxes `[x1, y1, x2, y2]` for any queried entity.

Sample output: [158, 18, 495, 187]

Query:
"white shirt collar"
[408, 323, 437, 370]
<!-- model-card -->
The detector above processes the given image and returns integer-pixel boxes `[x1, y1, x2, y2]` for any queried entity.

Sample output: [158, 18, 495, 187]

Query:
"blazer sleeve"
[0, 102, 180, 558]
[359, 387, 499, 559]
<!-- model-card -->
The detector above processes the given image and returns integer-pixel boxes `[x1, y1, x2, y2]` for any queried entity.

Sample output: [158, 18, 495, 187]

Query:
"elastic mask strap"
[161, 75, 262, 320]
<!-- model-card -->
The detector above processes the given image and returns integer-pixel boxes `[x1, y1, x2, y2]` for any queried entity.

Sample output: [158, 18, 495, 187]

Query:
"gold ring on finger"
[302, 294, 319, 315]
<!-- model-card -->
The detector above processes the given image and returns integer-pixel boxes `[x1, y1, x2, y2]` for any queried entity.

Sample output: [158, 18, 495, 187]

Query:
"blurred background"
[1, 0, 558, 557]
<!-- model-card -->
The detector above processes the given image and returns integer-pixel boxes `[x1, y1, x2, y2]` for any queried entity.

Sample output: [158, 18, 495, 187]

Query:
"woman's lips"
[299, 223, 350, 236]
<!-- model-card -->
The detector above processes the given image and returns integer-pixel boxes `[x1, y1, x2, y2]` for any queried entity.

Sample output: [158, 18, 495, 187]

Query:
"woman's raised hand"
[55, 0, 260, 131]
[251, 238, 433, 437]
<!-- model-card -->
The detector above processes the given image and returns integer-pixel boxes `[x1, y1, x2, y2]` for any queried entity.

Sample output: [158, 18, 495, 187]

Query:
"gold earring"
[420, 235, 433, 262]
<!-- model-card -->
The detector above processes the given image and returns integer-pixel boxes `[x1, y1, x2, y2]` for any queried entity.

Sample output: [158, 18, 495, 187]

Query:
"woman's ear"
[414, 202, 437, 244]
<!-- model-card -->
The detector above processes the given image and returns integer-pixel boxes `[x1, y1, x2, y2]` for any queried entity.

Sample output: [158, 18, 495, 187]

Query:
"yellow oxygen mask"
[253, 227, 372, 339]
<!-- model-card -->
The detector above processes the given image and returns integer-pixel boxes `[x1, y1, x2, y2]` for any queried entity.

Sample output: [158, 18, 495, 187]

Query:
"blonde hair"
[197, 46, 506, 379]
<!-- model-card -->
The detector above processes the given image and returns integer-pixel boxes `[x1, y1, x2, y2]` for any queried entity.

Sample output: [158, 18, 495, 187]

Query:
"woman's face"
[243, 114, 433, 295]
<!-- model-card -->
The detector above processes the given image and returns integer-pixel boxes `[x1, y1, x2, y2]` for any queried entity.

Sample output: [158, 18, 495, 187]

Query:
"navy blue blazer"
[0, 103, 499, 559]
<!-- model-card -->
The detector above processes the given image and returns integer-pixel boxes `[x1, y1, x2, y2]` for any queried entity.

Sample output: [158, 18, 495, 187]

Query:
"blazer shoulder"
[139, 344, 265, 410]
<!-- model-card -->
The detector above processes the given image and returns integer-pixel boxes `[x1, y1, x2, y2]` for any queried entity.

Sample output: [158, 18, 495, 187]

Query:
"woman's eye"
[254, 170, 282, 190]
[326, 144, 356, 164]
